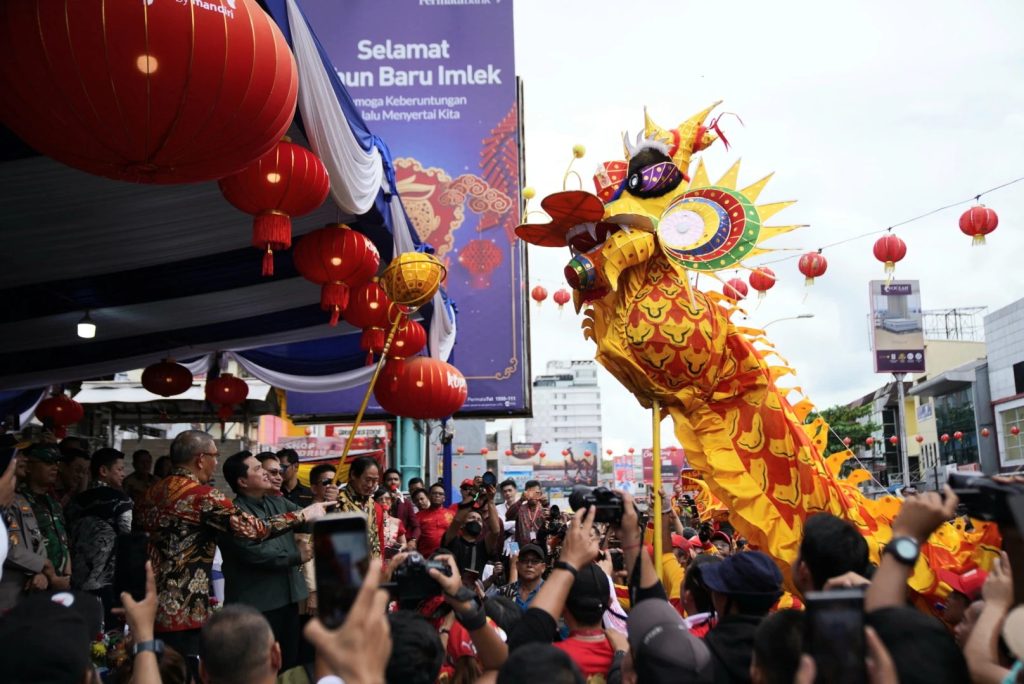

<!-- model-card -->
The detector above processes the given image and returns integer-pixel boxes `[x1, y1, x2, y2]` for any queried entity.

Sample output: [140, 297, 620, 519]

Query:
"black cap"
[699, 551, 782, 598]
[565, 563, 610, 617]
[518, 543, 546, 561]
[0, 591, 103, 683]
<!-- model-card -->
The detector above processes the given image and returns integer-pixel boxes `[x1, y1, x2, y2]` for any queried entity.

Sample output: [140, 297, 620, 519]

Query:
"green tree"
[807, 403, 881, 457]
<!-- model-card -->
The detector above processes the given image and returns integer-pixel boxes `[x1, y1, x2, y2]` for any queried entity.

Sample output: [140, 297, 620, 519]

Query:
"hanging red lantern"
[1012, 426, 1021, 437]
[385, 320, 427, 378]
[345, 280, 401, 363]
[842, 437, 853, 447]
[865, 437, 874, 447]
[940, 433, 950, 443]
[873, 234, 907, 277]
[584, 450, 593, 457]
[204, 374, 249, 421]
[219, 140, 330, 276]
[953, 431, 964, 441]
[374, 357, 468, 419]
[141, 359, 193, 398]
[606, 449, 613, 456]
[981, 428, 991, 438]
[561, 449, 569, 456]
[293, 224, 380, 326]
[531, 286, 548, 306]
[0, 0, 297, 184]
[959, 205, 999, 246]
[889, 436, 898, 445]
[505, 449, 513, 457]
[458, 239, 503, 289]
[914, 434, 924, 444]
[553, 288, 572, 310]
[35, 392, 85, 439]
[480, 448, 489, 456]
[723, 278, 749, 301]
[527, 448, 536, 456]
[798, 252, 828, 286]
[539, 451, 546, 459]
[456, 446, 465, 455]
[748, 267, 776, 299]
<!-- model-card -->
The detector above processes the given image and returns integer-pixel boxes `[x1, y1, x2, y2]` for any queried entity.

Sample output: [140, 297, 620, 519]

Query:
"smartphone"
[314, 513, 370, 628]
[804, 589, 867, 684]
[507, 541, 520, 556]
[114, 533, 150, 604]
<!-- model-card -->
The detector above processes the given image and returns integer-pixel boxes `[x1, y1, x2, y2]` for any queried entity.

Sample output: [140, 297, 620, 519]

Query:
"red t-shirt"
[554, 635, 615, 682]
[416, 506, 455, 557]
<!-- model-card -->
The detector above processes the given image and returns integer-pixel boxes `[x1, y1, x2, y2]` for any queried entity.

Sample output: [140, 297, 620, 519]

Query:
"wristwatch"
[132, 639, 165, 659]
[554, 561, 578, 578]
[884, 536, 920, 566]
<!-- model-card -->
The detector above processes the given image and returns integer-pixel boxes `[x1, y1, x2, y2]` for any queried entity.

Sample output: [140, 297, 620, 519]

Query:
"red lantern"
[627, 447, 635, 454]
[35, 393, 84, 438]
[480, 448, 489, 455]
[505, 449, 513, 456]
[142, 359, 193, 398]
[539, 451, 546, 459]
[748, 267, 776, 299]
[873, 234, 907, 277]
[456, 446, 465, 455]
[293, 224, 381, 326]
[865, 437, 874, 447]
[527, 448, 536, 456]
[723, 278, 748, 301]
[204, 374, 249, 421]
[458, 239, 503, 289]
[553, 288, 572, 310]
[345, 281, 401, 363]
[606, 449, 613, 456]
[914, 434, 924, 444]
[940, 433, 950, 443]
[374, 357, 468, 419]
[842, 437, 853, 447]
[531, 286, 548, 306]
[219, 140, 330, 276]
[561, 450, 569, 456]
[798, 252, 828, 286]
[584, 450, 593, 457]
[386, 320, 427, 378]
[953, 431, 964, 441]
[959, 206, 999, 246]
[1012, 426, 1021, 437]
[889, 436, 898, 445]
[0, 0, 297, 184]
[981, 428, 991, 438]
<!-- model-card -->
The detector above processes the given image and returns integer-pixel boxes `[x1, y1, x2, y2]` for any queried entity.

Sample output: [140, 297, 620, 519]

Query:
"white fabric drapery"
[226, 351, 375, 393]
[286, 0, 382, 215]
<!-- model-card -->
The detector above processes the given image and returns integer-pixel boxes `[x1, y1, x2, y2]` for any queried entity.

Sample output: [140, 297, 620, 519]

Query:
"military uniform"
[0, 493, 48, 611]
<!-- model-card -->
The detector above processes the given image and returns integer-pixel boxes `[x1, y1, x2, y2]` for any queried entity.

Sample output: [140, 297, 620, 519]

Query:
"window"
[1014, 361, 1024, 395]
[1001, 406, 1024, 464]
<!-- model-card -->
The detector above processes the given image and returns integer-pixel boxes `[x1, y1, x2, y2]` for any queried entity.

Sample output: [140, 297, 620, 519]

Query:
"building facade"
[524, 360, 602, 447]
[985, 299, 1024, 470]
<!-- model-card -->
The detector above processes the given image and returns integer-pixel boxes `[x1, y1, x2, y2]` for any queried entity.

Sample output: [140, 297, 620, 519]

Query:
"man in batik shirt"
[336, 456, 382, 559]
[139, 431, 331, 658]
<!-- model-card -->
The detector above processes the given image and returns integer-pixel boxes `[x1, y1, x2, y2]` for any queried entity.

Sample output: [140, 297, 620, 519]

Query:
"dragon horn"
[622, 130, 637, 159]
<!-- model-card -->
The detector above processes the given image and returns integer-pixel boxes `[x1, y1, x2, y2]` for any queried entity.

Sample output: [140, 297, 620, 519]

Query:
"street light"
[762, 313, 815, 328]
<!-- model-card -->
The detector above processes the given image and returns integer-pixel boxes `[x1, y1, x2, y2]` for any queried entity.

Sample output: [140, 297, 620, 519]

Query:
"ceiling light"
[77, 312, 96, 339]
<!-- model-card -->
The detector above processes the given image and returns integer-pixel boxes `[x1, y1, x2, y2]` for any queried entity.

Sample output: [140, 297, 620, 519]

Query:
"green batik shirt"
[18, 484, 70, 575]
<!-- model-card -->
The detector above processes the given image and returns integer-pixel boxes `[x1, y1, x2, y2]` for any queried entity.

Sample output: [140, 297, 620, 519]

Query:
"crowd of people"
[1, 428, 1023, 684]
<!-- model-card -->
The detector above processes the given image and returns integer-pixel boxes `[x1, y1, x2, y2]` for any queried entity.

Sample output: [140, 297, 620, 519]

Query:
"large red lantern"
[205, 374, 249, 421]
[798, 252, 828, 286]
[748, 267, 776, 299]
[142, 359, 193, 398]
[723, 278, 749, 301]
[374, 357, 468, 419]
[873, 234, 907, 277]
[385, 320, 427, 379]
[959, 206, 999, 246]
[219, 140, 330, 276]
[531, 286, 548, 306]
[345, 280, 401, 361]
[35, 393, 84, 439]
[0, 0, 297, 184]
[293, 224, 380, 326]
[553, 289, 572, 310]
[458, 239, 503, 289]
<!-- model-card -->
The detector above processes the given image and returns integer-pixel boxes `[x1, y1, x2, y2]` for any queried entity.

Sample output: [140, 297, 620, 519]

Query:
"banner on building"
[503, 441, 599, 488]
[272, 422, 390, 483]
[870, 280, 926, 374]
[642, 447, 688, 485]
[300, 0, 527, 416]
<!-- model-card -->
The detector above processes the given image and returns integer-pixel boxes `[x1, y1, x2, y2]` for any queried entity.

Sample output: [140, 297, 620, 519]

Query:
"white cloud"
[512, 0, 1024, 448]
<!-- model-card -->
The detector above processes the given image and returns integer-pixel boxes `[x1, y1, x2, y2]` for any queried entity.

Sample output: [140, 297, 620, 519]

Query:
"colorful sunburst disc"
[656, 186, 761, 272]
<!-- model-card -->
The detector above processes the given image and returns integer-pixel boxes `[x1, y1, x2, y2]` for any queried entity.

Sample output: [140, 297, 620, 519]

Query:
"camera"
[948, 472, 1024, 530]
[459, 471, 499, 510]
[391, 552, 452, 607]
[569, 485, 625, 524]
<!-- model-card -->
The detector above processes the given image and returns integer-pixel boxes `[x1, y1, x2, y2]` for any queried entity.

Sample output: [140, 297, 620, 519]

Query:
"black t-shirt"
[447, 535, 493, 577]
[283, 482, 314, 507]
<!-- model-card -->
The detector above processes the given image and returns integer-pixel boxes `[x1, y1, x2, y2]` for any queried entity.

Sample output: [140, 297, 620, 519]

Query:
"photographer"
[442, 480, 502, 581]
[505, 480, 549, 549]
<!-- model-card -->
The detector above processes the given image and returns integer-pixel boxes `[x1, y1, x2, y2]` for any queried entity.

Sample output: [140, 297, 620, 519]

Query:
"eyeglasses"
[199, 451, 219, 459]
[317, 479, 334, 486]
[264, 469, 282, 476]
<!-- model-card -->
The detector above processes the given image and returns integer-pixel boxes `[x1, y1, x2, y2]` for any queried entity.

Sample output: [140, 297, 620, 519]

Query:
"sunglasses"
[318, 479, 334, 486]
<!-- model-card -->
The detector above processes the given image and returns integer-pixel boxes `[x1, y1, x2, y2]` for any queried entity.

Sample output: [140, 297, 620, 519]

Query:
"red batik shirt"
[140, 468, 302, 632]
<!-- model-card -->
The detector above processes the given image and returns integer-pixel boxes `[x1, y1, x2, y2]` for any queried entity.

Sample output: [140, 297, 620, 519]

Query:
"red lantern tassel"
[804, 276, 815, 286]
[362, 327, 386, 354]
[217, 404, 233, 421]
[252, 211, 292, 277]
[321, 282, 350, 325]
[973, 234, 986, 246]
[365, 350, 374, 366]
